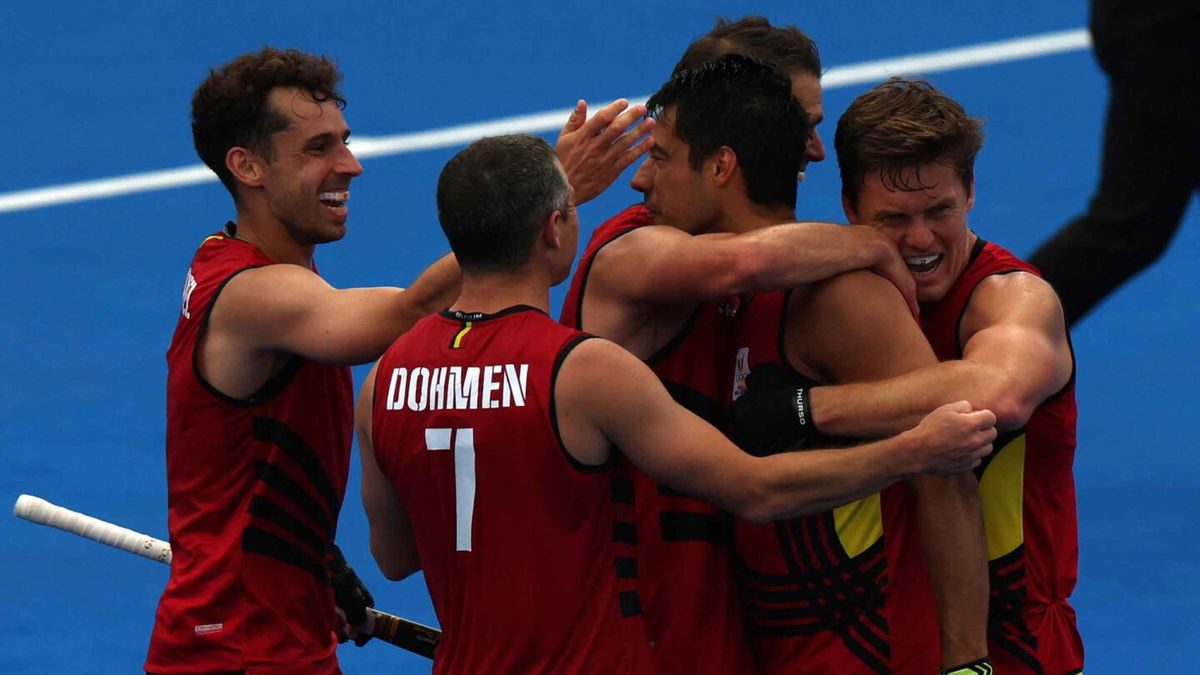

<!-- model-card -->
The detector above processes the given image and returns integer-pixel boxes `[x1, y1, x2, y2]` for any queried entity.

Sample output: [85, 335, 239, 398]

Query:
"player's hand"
[904, 401, 996, 476]
[556, 98, 655, 204]
[732, 364, 820, 456]
[861, 228, 918, 318]
[330, 544, 375, 646]
[940, 657, 993, 674]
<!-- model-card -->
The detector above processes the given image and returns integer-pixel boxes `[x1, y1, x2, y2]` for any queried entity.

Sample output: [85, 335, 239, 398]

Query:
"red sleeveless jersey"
[370, 306, 653, 675]
[919, 239, 1083, 675]
[561, 205, 754, 674]
[147, 225, 353, 674]
[727, 289, 937, 674]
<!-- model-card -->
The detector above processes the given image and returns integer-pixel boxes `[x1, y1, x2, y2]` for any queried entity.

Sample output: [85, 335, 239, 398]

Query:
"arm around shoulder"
[554, 339, 992, 523]
[214, 254, 459, 366]
[591, 222, 904, 306]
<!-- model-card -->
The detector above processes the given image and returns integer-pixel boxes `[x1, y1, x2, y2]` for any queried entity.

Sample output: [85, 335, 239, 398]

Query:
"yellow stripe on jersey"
[451, 322, 473, 349]
[833, 492, 883, 559]
[199, 234, 224, 249]
[979, 434, 1026, 561]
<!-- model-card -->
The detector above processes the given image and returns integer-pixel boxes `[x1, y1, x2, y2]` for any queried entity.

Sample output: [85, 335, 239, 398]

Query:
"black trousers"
[1029, 17, 1200, 326]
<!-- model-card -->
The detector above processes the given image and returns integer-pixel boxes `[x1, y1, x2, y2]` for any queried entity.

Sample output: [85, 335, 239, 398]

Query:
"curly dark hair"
[835, 78, 985, 207]
[673, 15, 822, 79]
[191, 47, 345, 198]
[648, 54, 809, 210]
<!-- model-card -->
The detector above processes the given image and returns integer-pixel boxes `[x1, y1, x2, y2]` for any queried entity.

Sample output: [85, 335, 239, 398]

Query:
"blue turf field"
[1, 2, 1195, 672]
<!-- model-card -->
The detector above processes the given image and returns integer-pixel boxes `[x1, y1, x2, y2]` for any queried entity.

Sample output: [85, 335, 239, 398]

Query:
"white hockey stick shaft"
[14, 494, 172, 563]
[13, 493, 441, 658]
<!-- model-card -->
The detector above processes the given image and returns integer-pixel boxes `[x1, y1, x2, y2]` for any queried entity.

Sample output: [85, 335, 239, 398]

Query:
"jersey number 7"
[425, 427, 477, 551]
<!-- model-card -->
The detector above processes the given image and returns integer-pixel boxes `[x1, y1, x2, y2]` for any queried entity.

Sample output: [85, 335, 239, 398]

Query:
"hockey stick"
[12, 494, 440, 659]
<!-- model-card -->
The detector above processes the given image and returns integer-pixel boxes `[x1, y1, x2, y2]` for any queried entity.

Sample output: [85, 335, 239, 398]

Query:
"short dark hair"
[191, 47, 345, 198]
[436, 134, 569, 273]
[648, 54, 809, 210]
[674, 15, 821, 79]
[835, 78, 985, 206]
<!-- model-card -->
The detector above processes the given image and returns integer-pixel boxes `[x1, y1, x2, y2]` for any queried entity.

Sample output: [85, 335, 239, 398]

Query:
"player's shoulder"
[796, 268, 906, 314]
[214, 262, 330, 323]
[595, 222, 689, 260]
[555, 336, 650, 389]
[964, 270, 1066, 338]
[972, 269, 1060, 312]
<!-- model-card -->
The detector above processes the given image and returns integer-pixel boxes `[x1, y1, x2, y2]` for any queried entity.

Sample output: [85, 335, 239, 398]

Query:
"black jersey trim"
[439, 304, 547, 323]
[253, 460, 333, 536]
[550, 334, 612, 473]
[618, 590, 643, 618]
[611, 477, 635, 504]
[645, 304, 702, 365]
[193, 265, 304, 408]
[615, 557, 638, 579]
[613, 521, 639, 545]
[248, 495, 328, 558]
[252, 416, 341, 518]
[242, 526, 328, 582]
[774, 289, 825, 385]
[567, 213, 643, 329]
[659, 511, 731, 543]
[950, 238, 1003, 357]
[976, 428, 1024, 477]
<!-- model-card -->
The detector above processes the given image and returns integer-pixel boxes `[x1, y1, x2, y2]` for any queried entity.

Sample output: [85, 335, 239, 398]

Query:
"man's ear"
[226, 147, 265, 188]
[541, 209, 563, 250]
[965, 176, 976, 212]
[709, 146, 738, 188]
[841, 193, 859, 223]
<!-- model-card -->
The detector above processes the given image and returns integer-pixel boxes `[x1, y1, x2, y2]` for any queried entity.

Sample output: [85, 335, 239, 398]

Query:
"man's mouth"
[318, 190, 349, 215]
[905, 253, 942, 276]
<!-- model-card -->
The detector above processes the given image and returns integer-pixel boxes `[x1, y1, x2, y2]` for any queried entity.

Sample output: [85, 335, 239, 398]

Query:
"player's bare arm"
[595, 221, 911, 308]
[357, 361, 421, 581]
[556, 98, 655, 204]
[808, 271, 1073, 435]
[201, 253, 460, 398]
[555, 337, 994, 523]
[785, 269, 990, 667]
[581, 224, 913, 358]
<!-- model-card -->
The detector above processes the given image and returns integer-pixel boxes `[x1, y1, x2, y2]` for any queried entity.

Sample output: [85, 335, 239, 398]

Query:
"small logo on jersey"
[194, 623, 223, 635]
[732, 347, 751, 401]
[181, 268, 198, 319]
[719, 295, 742, 317]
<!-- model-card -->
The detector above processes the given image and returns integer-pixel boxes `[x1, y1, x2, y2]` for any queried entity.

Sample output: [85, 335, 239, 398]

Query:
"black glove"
[733, 364, 819, 456]
[330, 544, 375, 646]
[939, 657, 993, 674]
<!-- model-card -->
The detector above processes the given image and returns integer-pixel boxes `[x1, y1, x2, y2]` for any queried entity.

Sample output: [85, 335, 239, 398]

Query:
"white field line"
[0, 27, 1089, 215]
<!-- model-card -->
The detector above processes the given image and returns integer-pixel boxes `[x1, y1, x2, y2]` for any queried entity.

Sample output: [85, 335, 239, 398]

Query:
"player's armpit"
[357, 362, 421, 581]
